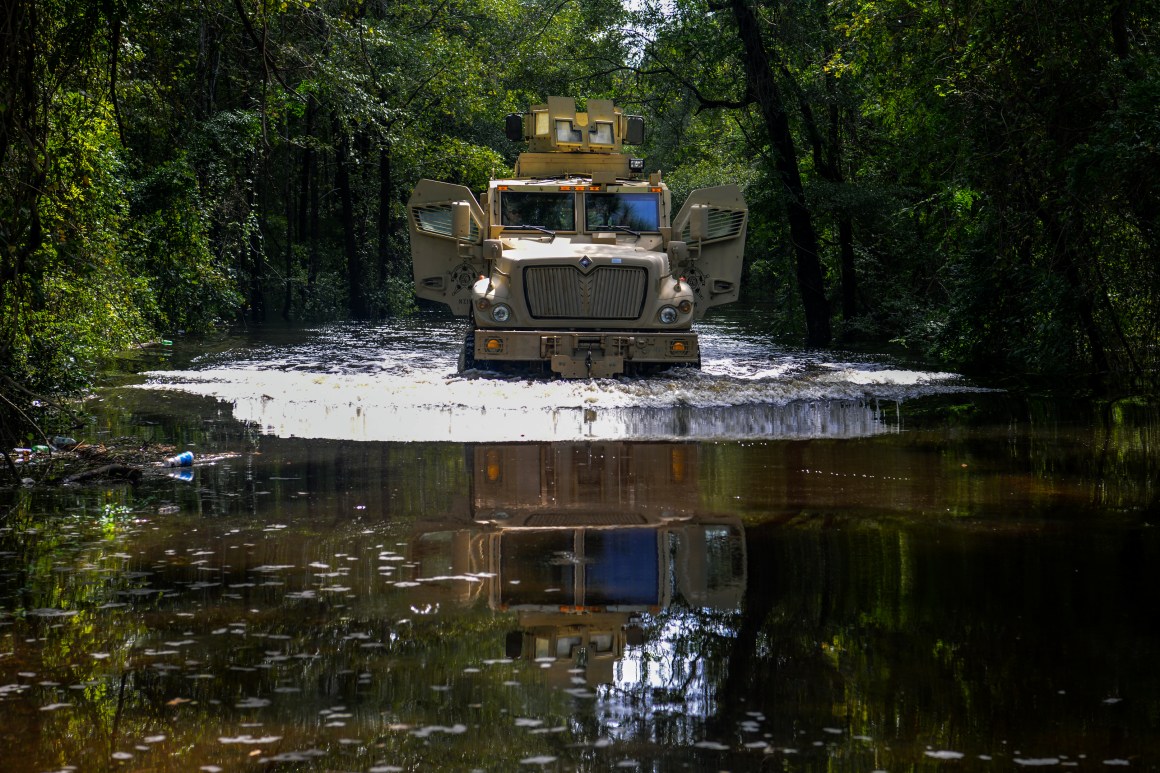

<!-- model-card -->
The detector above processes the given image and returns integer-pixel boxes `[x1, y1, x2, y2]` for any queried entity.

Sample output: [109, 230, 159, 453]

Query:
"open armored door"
[408, 180, 487, 316]
[671, 185, 748, 318]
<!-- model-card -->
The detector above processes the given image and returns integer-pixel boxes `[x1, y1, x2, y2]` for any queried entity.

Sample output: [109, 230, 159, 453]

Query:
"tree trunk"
[308, 147, 320, 298]
[729, 0, 831, 346]
[283, 149, 294, 321]
[335, 129, 365, 319]
[245, 155, 265, 322]
[299, 97, 319, 301]
[838, 218, 857, 321]
[378, 137, 392, 294]
[1040, 207, 1110, 375]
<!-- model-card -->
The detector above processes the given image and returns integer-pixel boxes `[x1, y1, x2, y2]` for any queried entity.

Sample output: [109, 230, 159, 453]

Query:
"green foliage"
[3, 0, 1158, 424]
[125, 158, 242, 332]
[5, 95, 150, 396]
[415, 137, 510, 192]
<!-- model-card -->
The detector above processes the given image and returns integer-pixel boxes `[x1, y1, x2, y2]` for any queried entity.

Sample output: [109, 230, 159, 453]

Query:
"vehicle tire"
[458, 325, 476, 372]
[625, 362, 663, 377]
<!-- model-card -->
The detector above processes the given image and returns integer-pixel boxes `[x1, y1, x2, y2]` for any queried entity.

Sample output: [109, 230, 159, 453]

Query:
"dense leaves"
[632, 0, 1158, 386]
[1, 0, 1157, 442]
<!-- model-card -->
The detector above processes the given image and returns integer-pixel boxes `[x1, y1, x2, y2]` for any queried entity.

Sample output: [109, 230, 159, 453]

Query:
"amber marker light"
[670, 446, 687, 483]
[485, 449, 501, 482]
[670, 339, 689, 354]
[485, 337, 505, 354]
[678, 300, 692, 314]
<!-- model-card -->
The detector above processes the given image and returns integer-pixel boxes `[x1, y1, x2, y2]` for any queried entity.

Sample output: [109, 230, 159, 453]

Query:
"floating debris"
[218, 734, 282, 744]
[411, 724, 467, 738]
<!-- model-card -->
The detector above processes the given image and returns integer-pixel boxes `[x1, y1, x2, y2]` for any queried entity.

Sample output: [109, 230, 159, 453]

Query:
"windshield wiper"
[604, 224, 641, 239]
[511, 224, 556, 242]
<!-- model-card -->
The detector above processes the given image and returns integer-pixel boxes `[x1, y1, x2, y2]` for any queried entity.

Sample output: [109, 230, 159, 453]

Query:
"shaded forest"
[2, 0, 1157, 433]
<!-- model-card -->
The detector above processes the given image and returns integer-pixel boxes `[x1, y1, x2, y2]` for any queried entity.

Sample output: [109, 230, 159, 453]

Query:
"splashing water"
[135, 313, 985, 442]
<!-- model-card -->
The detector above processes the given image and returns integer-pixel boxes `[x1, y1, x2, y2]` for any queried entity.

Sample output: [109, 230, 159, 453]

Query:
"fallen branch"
[1, 450, 17, 482]
[63, 464, 142, 485]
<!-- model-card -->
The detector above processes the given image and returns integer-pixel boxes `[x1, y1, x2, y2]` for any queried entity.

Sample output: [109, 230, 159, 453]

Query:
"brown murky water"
[1, 309, 1157, 771]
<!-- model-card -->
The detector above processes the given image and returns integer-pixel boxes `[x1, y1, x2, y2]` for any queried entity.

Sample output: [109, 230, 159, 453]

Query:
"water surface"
[1, 309, 1156, 771]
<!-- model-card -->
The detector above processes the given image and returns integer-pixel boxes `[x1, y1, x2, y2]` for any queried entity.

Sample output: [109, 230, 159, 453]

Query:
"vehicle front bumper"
[472, 330, 700, 378]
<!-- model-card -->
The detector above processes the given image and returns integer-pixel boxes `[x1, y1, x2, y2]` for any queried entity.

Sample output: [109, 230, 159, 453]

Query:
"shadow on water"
[0, 311, 1157, 770]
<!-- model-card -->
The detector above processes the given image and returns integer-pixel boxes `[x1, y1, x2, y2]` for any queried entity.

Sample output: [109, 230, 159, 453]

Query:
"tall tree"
[726, 0, 831, 346]
[633, 0, 833, 345]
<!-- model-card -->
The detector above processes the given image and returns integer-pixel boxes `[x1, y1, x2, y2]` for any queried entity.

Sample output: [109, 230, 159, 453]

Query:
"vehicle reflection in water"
[411, 442, 744, 694]
[2, 405, 1159, 770]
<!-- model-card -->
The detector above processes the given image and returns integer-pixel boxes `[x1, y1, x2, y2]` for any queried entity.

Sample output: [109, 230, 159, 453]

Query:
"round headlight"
[491, 304, 512, 323]
[659, 305, 678, 324]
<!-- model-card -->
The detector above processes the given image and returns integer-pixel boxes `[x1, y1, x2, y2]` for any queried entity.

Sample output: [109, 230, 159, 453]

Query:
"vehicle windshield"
[500, 191, 575, 231]
[585, 192, 660, 232]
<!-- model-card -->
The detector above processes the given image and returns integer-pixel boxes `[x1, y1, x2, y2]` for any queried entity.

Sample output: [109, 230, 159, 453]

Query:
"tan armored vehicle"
[408, 97, 747, 377]
[406, 442, 745, 685]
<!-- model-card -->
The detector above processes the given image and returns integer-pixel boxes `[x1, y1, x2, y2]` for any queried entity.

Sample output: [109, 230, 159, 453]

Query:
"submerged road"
[135, 308, 988, 442]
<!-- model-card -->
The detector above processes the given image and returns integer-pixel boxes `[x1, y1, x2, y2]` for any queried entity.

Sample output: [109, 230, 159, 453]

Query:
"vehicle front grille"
[524, 265, 647, 320]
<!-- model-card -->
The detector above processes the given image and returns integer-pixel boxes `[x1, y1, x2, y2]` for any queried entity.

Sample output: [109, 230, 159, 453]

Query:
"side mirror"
[451, 201, 473, 239]
[688, 204, 710, 242]
[667, 240, 688, 263]
[625, 115, 645, 145]
[505, 113, 525, 142]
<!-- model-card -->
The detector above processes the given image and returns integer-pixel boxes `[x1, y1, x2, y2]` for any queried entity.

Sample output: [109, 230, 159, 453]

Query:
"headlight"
[659, 305, 678, 324]
[491, 304, 512, 323]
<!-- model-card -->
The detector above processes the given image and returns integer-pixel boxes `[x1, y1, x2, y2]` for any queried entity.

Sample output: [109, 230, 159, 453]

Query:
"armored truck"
[408, 97, 747, 377]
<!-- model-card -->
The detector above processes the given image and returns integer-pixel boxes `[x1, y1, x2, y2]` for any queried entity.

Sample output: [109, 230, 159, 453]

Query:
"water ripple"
[136, 312, 987, 442]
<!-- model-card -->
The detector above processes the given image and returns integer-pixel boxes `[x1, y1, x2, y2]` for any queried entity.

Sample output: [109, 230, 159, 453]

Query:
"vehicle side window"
[585, 193, 660, 231]
[500, 192, 575, 230]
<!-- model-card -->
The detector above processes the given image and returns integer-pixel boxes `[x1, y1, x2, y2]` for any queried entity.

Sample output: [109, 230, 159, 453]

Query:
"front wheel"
[458, 324, 476, 372]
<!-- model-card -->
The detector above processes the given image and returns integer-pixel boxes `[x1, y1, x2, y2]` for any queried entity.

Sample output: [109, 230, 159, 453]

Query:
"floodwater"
[1, 307, 1158, 772]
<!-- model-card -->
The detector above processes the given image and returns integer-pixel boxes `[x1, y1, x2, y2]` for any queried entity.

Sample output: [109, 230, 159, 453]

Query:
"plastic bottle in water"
[165, 451, 194, 467]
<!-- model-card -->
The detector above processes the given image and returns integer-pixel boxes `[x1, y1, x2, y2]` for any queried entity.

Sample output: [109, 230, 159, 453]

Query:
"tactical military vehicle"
[408, 97, 747, 377]
[403, 441, 745, 686]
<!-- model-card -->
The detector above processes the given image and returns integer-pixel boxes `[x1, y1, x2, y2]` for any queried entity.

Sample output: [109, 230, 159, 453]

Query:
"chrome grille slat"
[528, 266, 583, 317]
[525, 266, 647, 320]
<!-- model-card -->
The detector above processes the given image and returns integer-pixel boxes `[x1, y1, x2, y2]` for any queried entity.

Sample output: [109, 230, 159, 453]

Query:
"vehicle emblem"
[579, 256, 592, 269]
